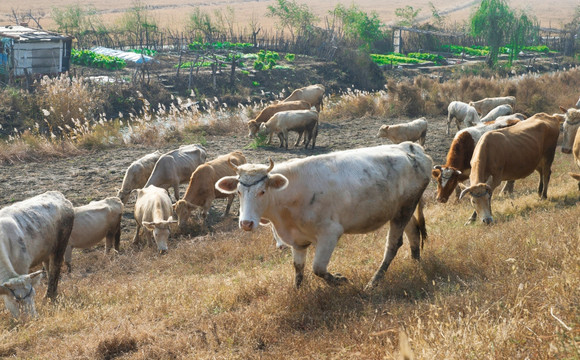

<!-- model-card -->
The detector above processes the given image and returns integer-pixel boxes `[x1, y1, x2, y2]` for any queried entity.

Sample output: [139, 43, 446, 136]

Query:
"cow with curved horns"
[459, 113, 560, 224]
[0, 191, 74, 319]
[216, 143, 432, 289]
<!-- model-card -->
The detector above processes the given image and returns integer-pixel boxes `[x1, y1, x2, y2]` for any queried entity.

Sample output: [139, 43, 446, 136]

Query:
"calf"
[65, 197, 123, 272]
[469, 96, 516, 117]
[133, 186, 177, 253]
[173, 151, 247, 231]
[145, 144, 207, 201]
[259, 110, 318, 149]
[447, 101, 481, 135]
[377, 117, 428, 146]
[117, 151, 161, 204]
[283, 84, 325, 112]
[247, 100, 311, 143]
[459, 113, 560, 224]
[216, 142, 432, 289]
[0, 191, 74, 319]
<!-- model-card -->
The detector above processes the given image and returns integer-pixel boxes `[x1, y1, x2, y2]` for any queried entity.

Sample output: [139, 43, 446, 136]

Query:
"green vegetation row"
[127, 48, 158, 56]
[188, 41, 254, 51]
[370, 53, 426, 66]
[442, 44, 554, 57]
[71, 49, 127, 70]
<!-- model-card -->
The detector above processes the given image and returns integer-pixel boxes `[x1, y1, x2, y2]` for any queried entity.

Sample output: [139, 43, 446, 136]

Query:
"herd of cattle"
[1, 84, 579, 320]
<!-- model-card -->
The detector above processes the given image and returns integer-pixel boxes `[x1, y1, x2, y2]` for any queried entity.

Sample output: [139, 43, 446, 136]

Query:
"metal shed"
[0, 25, 73, 76]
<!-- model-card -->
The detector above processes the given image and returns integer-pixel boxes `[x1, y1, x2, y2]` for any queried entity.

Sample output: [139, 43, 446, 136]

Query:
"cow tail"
[415, 198, 427, 250]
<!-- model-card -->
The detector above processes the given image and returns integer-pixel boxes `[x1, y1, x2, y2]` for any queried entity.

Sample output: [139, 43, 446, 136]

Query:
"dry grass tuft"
[95, 335, 138, 360]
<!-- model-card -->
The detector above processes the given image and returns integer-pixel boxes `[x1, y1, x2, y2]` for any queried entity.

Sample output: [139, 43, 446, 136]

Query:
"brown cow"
[459, 113, 560, 224]
[173, 151, 247, 231]
[432, 117, 521, 203]
[247, 100, 311, 143]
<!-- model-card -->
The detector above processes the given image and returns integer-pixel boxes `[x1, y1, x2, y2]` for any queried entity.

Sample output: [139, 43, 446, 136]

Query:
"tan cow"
[469, 96, 516, 117]
[145, 144, 207, 201]
[459, 113, 560, 224]
[432, 117, 521, 203]
[283, 84, 325, 112]
[247, 100, 311, 143]
[117, 150, 162, 204]
[65, 197, 123, 272]
[259, 110, 319, 149]
[173, 151, 247, 231]
[559, 107, 580, 189]
[569, 129, 580, 189]
[133, 186, 177, 253]
[479, 104, 513, 123]
[377, 117, 428, 146]
[0, 191, 74, 319]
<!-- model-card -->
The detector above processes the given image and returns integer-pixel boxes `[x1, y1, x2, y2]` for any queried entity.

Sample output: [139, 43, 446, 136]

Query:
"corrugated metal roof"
[90, 46, 154, 64]
[0, 25, 71, 42]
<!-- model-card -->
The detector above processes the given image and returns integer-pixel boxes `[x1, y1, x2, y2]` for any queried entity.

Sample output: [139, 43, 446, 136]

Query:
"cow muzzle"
[240, 220, 255, 231]
[482, 217, 493, 225]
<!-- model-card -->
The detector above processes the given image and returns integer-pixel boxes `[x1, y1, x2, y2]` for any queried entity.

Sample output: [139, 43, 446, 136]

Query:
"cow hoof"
[327, 273, 348, 286]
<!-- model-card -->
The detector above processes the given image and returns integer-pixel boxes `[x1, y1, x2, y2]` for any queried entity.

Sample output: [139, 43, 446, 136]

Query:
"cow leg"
[64, 245, 73, 273]
[173, 183, 181, 201]
[224, 194, 234, 216]
[464, 210, 477, 225]
[283, 130, 289, 149]
[446, 115, 452, 135]
[277, 133, 284, 148]
[294, 131, 303, 147]
[267, 132, 273, 145]
[46, 216, 73, 300]
[132, 224, 142, 246]
[539, 147, 556, 199]
[312, 225, 348, 286]
[113, 220, 121, 252]
[292, 245, 308, 288]
[501, 180, 515, 195]
[367, 201, 417, 289]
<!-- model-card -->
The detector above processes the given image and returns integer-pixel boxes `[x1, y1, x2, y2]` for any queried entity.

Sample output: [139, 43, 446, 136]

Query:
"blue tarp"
[90, 46, 154, 64]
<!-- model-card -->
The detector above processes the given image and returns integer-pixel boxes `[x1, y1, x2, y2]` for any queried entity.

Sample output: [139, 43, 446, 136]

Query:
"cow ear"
[259, 218, 271, 225]
[216, 176, 239, 194]
[267, 174, 289, 191]
[142, 221, 156, 231]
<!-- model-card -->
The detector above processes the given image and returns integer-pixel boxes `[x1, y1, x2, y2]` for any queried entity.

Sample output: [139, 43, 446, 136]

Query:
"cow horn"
[28, 270, 44, 279]
[266, 158, 274, 172]
[459, 186, 472, 200]
[228, 157, 239, 171]
[433, 165, 442, 170]
[454, 169, 462, 175]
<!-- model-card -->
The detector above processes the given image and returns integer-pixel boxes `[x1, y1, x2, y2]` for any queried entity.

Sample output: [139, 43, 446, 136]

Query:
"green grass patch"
[370, 53, 426, 66]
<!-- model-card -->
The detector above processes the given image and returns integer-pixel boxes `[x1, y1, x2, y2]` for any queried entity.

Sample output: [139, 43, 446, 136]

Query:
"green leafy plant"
[71, 49, 126, 70]
[284, 53, 295, 62]
[370, 53, 425, 66]
[244, 132, 268, 149]
[252, 81, 260, 87]
[127, 48, 157, 56]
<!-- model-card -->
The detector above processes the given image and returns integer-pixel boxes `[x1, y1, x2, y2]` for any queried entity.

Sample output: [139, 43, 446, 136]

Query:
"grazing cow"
[480, 104, 513, 123]
[65, 197, 123, 272]
[283, 84, 325, 112]
[133, 186, 177, 253]
[447, 101, 481, 135]
[459, 113, 560, 224]
[247, 100, 311, 143]
[469, 96, 516, 117]
[173, 151, 247, 230]
[117, 151, 162, 204]
[433, 117, 521, 203]
[216, 143, 432, 289]
[145, 144, 207, 201]
[0, 191, 74, 319]
[259, 110, 319, 149]
[377, 117, 428, 146]
[559, 107, 580, 189]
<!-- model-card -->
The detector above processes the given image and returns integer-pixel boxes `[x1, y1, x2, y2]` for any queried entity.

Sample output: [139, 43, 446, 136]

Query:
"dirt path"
[0, 114, 451, 241]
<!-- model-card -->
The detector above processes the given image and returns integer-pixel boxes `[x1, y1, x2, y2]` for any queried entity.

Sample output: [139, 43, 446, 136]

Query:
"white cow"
[259, 110, 319, 149]
[469, 96, 516, 117]
[561, 107, 580, 155]
[0, 191, 74, 319]
[480, 104, 513, 123]
[65, 197, 123, 272]
[447, 101, 481, 135]
[216, 143, 432, 289]
[117, 150, 162, 204]
[377, 117, 428, 146]
[283, 84, 325, 112]
[145, 144, 207, 201]
[133, 186, 177, 253]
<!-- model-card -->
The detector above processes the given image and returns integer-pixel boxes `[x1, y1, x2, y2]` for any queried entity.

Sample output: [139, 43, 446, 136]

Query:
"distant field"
[1, 0, 577, 33]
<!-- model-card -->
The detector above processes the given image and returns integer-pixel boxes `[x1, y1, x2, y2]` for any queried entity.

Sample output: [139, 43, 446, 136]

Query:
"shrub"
[284, 53, 295, 62]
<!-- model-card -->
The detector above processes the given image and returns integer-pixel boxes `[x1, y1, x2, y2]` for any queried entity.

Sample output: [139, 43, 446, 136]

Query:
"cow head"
[216, 158, 288, 231]
[560, 107, 580, 154]
[117, 189, 131, 204]
[173, 200, 197, 228]
[0, 270, 44, 320]
[432, 165, 462, 203]
[247, 120, 259, 138]
[377, 125, 389, 138]
[459, 183, 493, 224]
[143, 218, 177, 254]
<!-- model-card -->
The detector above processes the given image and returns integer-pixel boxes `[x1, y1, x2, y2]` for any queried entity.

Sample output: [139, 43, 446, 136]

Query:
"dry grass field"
[0, 70, 579, 357]
[1, 0, 578, 33]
